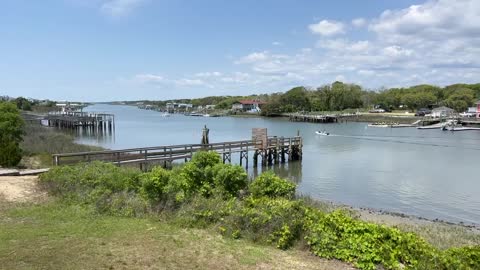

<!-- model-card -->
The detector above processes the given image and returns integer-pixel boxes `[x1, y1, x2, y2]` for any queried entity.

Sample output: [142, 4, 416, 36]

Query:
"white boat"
[160, 113, 171, 117]
[368, 124, 390, 128]
[315, 131, 330, 136]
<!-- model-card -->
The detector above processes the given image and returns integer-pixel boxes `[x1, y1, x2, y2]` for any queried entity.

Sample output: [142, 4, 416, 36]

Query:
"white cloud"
[309, 20, 345, 36]
[370, 0, 480, 43]
[317, 39, 371, 53]
[235, 51, 269, 64]
[175, 78, 206, 87]
[194, 72, 222, 77]
[272, 41, 283, 46]
[101, 0, 145, 17]
[352, 18, 367, 27]
[134, 74, 164, 83]
[335, 75, 346, 82]
[382, 45, 414, 58]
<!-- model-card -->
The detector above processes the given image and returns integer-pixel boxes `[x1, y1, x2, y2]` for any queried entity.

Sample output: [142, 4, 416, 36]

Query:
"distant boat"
[189, 113, 203, 117]
[315, 131, 330, 136]
[160, 112, 171, 117]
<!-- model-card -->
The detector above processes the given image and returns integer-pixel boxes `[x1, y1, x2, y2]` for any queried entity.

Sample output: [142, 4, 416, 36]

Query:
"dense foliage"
[39, 153, 480, 270]
[0, 101, 25, 167]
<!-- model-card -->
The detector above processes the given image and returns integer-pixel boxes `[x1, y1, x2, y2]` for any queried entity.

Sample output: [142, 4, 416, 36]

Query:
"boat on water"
[160, 113, 171, 117]
[315, 131, 330, 136]
[368, 123, 390, 128]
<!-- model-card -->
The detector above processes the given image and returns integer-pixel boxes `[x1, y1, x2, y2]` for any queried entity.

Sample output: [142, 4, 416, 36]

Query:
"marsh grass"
[19, 122, 103, 168]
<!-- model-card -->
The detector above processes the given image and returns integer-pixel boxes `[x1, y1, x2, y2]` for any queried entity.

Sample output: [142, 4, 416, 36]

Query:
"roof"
[432, 106, 454, 112]
[237, 100, 267, 105]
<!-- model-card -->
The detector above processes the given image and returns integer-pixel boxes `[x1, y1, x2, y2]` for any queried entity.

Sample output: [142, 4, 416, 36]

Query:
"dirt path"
[0, 175, 45, 202]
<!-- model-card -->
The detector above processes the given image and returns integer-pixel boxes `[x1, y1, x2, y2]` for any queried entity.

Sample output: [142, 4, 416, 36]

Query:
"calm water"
[77, 104, 480, 224]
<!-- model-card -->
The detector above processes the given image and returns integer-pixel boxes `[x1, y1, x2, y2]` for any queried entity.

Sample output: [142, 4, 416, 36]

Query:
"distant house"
[206, 104, 216, 110]
[166, 102, 193, 113]
[231, 100, 266, 113]
[431, 106, 456, 118]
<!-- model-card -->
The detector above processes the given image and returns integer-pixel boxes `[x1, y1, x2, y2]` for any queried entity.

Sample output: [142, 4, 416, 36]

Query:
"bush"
[304, 209, 442, 270]
[442, 246, 480, 270]
[140, 167, 171, 202]
[220, 196, 306, 249]
[212, 164, 248, 197]
[171, 151, 222, 199]
[249, 171, 296, 199]
[0, 139, 23, 167]
[0, 101, 24, 167]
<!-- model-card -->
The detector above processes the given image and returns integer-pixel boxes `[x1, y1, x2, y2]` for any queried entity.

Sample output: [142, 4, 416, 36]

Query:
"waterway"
[76, 104, 480, 225]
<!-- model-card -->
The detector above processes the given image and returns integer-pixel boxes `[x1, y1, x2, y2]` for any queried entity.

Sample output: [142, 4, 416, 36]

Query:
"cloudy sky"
[1, 0, 479, 101]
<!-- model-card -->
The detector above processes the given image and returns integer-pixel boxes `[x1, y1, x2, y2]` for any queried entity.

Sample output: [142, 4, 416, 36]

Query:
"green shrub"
[304, 209, 441, 270]
[0, 139, 23, 167]
[174, 195, 239, 227]
[212, 164, 248, 197]
[0, 101, 24, 167]
[220, 196, 306, 249]
[139, 167, 171, 202]
[167, 152, 222, 200]
[249, 171, 296, 199]
[441, 246, 480, 270]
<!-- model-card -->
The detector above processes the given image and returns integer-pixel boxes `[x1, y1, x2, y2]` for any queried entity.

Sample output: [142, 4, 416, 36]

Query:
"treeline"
[261, 82, 480, 116]
[126, 82, 480, 115]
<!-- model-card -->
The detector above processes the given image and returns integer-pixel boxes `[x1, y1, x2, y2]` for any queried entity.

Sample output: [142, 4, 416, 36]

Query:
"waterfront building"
[231, 100, 266, 113]
[431, 106, 456, 118]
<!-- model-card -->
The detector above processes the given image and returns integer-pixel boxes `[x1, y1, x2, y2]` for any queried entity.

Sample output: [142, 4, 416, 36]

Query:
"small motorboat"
[315, 130, 330, 136]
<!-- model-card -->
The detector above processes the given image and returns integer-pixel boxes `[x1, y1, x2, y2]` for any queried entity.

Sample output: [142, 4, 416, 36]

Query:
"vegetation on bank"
[38, 152, 480, 270]
[20, 121, 103, 168]
[120, 82, 480, 116]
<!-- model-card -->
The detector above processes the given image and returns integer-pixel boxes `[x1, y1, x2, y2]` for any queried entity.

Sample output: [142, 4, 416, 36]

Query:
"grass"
[19, 122, 103, 168]
[0, 200, 350, 270]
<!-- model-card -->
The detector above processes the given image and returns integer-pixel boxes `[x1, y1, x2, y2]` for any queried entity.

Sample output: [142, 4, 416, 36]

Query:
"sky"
[1, 0, 479, 101]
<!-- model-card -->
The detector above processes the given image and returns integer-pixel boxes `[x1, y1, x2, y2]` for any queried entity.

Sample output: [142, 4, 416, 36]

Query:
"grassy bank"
[19, 121, 103, 168]
[32, 154, 480, 270]
[0, 200, 348, 270]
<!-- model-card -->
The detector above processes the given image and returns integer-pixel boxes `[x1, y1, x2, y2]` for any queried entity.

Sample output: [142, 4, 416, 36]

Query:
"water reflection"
[250, 161, 302, 183]
[74, 125, 115, 146]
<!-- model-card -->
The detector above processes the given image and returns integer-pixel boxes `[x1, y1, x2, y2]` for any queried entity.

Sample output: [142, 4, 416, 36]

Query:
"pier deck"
[53, 136, 302, 170]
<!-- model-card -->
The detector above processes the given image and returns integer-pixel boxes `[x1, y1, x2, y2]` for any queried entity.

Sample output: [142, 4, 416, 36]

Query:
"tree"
[445, 88, 475, 112]
[0, 102, 25, 167]
[280, 87, 311, 112]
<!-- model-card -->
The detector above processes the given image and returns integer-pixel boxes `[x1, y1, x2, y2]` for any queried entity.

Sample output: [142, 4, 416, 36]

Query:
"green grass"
[0, 200, 347, 270]
[19, 122, 103, 168]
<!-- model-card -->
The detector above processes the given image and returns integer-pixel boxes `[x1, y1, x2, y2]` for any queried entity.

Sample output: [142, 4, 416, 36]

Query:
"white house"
[431, 106, 456, 118]
[231, 100, 266, 113]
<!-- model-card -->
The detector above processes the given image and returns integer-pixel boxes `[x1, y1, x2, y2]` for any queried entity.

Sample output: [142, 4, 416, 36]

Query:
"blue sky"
[1, 0, 479, 101]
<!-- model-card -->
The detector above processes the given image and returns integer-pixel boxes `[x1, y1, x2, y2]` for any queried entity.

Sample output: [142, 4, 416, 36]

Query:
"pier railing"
[52, 136, 302, 169]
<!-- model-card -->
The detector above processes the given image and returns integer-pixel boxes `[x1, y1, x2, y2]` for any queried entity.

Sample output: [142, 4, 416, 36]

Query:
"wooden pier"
[45, 112, 115, 131]
[289, 114, 338, 123]
[52, 130, 302, 171]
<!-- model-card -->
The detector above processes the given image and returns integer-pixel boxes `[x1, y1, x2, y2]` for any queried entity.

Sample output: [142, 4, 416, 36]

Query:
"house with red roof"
[231, 100, 266, 113]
